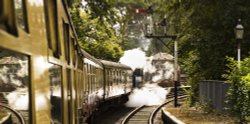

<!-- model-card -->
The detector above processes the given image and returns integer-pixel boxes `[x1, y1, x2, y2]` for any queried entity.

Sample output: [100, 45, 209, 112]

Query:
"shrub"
[224, 57, 250, 123]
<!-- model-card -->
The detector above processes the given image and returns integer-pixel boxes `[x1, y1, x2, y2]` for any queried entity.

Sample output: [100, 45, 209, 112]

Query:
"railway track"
[121, 105, 157, 124]
[121, 93, 188, 124]
[0, 103, 26, 124]
[93, 86, 190, 124]
[149, 95, 187, 124]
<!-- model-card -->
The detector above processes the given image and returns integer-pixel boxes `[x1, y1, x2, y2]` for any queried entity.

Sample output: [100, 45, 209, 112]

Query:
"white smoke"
[143, 54, 175, 83]
[120, 50, 175, 107]
[125, 83, 171, 107]
[119, 47, 175, 107]
[51, 85, 62, 97]
[9, 75, 22, 86]
[151, 69, 174, 83]
[36, 93, 50, 111]
[119, 48, 147, 70]
[0, 66, 9, 83]
[152, 71, 164, 82]
[5, 88, 29, 110]
[0, 56, 30, 110]
[143, 56, 156, 73]
[140, 36, 151, 51]
[0, 59, 29, 86]
[16, 60, 28, 77]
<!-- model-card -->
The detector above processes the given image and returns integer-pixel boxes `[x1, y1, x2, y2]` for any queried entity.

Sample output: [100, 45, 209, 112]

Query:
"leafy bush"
[224, 57, 250, 123]
[196, 99, 214, 114]
[182, 51, 204, 106]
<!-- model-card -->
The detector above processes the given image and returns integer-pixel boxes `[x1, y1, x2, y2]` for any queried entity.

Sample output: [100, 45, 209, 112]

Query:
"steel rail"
[148, 95, 188, 124]
[121, 105, 145, 124]
[0, 103, 26, 124]
[121, 87, 189, 124]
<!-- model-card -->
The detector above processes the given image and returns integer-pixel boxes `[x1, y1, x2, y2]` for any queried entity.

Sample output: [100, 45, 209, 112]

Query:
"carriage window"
[91, 67, 94, 90]
[0, 1, 18, 36]
[0, 48, 30, 123]
[90, 66, 93, 92]
[77, 56, 83, 70]
[110, 70, 113, 86]
[70, 38, 74, 65]
[66, 68, 72, 124]
[94, 67, 97, 90]
[49, 64, 62, 124]
[98, 68, 103, 88]
[86, 64, 90, 92]
[117, 70, 119, 84]
[71, 38, 76, 66]
[0, 1, 4, 24]
[119, 71, 121, 84]
[105, 70, 109, 86]
[121, 71, 124, 83]
[76, 71, 83, 108]
[44, 0, 60, 58]
[63, 22, 70, 64]
[14, 0, 28, 32]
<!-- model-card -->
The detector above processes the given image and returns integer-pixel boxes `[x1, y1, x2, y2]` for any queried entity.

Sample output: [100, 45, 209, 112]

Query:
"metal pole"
[174, 39, 178, 107]
[237, 40, 241, 69]
[174, 0, 181, 107]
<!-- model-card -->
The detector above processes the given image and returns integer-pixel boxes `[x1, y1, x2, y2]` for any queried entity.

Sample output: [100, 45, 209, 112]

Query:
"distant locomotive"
[0, 1, 133, 124]
[132, 68, 144, 88]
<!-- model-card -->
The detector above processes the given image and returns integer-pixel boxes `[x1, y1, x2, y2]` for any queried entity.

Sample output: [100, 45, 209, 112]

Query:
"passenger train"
[0, 0, 135, 124]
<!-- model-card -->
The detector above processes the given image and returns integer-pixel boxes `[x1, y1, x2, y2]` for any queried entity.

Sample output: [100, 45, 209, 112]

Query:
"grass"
[164, 102, 235, 124]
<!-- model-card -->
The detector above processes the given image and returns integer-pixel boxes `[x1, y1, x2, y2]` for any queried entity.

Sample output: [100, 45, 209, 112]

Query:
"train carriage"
[0, 0, 134, 124]
[100, 60, 132, 104]
[80, 50, 104, 123]
[0, 0, 86, 123]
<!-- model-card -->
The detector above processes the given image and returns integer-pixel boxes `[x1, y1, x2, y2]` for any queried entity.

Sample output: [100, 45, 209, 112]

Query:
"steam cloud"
[0, 57, 29, 110]
[0, 66, 9, 83]
[5, 88, 29, 110]
[120, 48, 175, 107]
[125, 83, 171, 107]
[119, 48, 147, 70]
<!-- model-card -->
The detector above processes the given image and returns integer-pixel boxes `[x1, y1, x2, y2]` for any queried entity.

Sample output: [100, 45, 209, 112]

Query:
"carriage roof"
[100, 60, 131, 70]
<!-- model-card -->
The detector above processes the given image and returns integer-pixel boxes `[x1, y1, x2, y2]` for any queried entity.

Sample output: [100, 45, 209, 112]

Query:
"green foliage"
[122, 37, 141, 50]
[156, 0, 250, 105]
[114, 0, 148, 50]
[70, 1, 250, 114]
[82, 0, 118, 24]
[71, 0, 152, 58]
[70, 6, 123, 61]
[196, 100, 214, 114]
[183, 51, 204, 106]
[224, 57, 250, 123]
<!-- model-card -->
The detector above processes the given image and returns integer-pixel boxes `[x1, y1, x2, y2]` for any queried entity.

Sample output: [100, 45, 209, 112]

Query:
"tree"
[70, 0, 150, 60]
[114, 0, 149, 50]
[70, 6, 123, 61]
[71, 1, 250, 108]
[156, 0, 250, 105]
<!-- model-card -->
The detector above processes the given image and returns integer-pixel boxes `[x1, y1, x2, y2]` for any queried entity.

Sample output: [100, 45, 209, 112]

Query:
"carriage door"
[67, 69, 73, 124]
